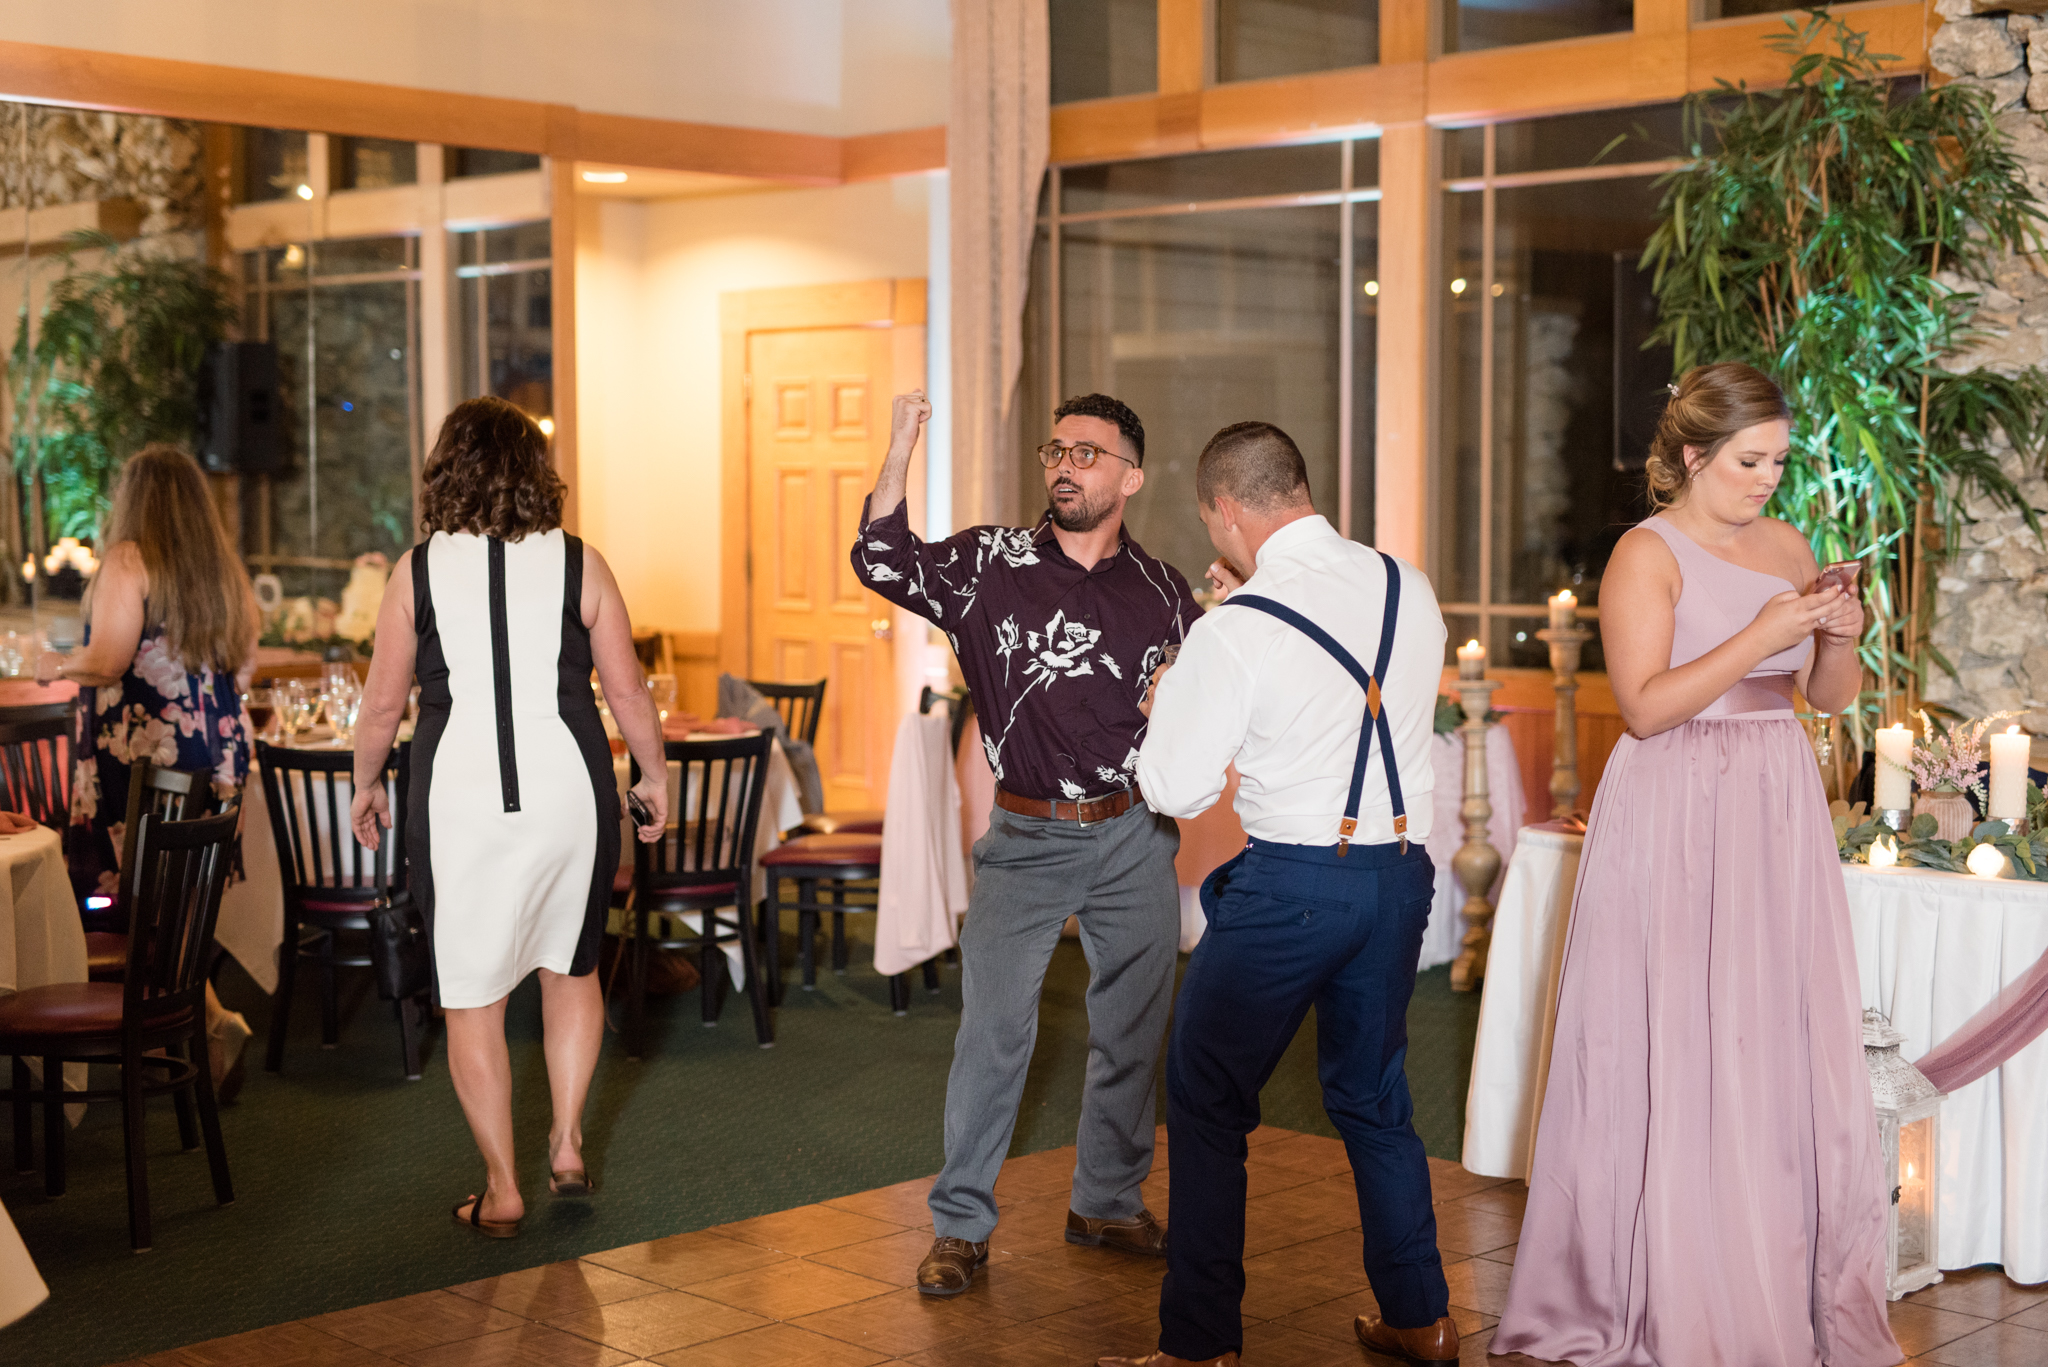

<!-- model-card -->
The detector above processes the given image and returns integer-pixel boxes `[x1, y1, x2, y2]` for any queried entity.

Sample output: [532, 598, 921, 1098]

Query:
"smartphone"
[1816, 559, 1861, 594]
[627, 791, 654, 829]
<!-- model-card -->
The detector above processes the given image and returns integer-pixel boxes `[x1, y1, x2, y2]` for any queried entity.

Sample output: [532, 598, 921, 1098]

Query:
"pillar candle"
[1456, 639, 1486, 681]
[1989, 725, 2031, 822]
[1548, 589, 1577, 630]
[1874, 723, 1914, 811]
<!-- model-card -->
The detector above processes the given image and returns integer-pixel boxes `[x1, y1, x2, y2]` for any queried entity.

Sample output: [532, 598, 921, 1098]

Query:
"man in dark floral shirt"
[853, 389, 1194, 1297]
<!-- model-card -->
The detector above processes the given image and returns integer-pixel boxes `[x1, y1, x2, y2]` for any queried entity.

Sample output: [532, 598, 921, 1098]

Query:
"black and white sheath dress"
[406, 529, 619, 1009]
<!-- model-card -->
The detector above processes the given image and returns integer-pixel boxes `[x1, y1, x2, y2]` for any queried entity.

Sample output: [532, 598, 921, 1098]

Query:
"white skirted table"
[0, 824, 91, 1112]
[1461, 824, 2048, 1284]
[0, 1197, 45, 1328]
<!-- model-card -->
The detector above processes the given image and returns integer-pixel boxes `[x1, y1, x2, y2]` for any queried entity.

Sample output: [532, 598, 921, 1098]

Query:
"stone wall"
[1921, 5, 2048, 734]
[0, 104, 206, 236]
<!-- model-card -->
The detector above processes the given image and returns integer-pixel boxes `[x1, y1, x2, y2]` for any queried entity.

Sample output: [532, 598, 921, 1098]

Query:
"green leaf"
[1910, 813, 1940, 841]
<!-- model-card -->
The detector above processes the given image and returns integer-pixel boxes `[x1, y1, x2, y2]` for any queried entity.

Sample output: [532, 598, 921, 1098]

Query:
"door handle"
[871, 618, 893, 641]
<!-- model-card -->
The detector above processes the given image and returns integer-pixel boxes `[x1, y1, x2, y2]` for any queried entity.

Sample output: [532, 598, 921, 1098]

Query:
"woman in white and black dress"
[350, 397, 668, 1237]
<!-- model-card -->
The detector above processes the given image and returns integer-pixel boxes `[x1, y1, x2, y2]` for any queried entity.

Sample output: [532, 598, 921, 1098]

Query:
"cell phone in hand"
[627, 791, 654, 829]
[1816, 560, 1861, 595]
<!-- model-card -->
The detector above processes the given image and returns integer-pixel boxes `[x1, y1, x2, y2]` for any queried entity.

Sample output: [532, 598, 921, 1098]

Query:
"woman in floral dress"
[45, 445, 259, 1086]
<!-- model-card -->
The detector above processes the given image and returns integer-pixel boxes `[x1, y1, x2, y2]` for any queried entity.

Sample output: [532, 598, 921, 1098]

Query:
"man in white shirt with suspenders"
[1098, 422, 1457, 1367]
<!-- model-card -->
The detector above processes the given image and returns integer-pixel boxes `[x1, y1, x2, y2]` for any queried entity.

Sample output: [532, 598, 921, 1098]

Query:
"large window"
[241, 236, 422, 599]
[1216, 0, 1378, 81]
[1025, 141, 1378, 590]
[453, 223, 553, 423]
[1051, 0, 1159, 104]
[1446, 0, 1633, 54]
[1437, 107, 1683, 669]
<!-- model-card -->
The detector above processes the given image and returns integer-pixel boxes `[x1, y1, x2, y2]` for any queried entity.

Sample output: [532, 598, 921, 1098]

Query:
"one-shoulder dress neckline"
[1648, 513, 1798, 593]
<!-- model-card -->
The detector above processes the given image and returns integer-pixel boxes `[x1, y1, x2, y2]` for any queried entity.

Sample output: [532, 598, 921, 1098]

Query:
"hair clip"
[1665, 382, 1681, 397]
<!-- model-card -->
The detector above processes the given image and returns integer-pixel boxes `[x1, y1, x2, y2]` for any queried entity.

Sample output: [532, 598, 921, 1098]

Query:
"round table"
[1462, 824, 2048, 1283]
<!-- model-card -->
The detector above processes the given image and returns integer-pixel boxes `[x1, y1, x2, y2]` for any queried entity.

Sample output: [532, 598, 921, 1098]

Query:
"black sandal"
[550, 1169, 594, 1198]
[453, 1184, 520, 1238]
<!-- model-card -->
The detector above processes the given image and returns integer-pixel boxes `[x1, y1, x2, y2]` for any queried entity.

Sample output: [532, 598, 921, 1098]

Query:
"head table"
[1462, 822, 2048, 1284]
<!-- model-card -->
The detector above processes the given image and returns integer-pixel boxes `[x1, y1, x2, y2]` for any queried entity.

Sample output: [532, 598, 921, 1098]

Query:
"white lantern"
[1863, 1009, 1943, 1299]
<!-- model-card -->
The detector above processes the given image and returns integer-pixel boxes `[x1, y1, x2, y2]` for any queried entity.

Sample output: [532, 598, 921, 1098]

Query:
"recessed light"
[295, 183, 314, 200]
[582, 170, 628, 184]
[1363, 280, 1379, 296]
[1450, 277, 1467, 295]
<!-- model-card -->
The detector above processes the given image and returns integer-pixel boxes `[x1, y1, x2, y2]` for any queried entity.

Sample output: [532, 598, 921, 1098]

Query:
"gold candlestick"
[1450, 676, 1502, 994]
[1536, 623, 1593, 824]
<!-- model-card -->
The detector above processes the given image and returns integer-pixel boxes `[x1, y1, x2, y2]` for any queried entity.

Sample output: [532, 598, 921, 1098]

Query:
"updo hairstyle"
[1645, 361, 1790, 510]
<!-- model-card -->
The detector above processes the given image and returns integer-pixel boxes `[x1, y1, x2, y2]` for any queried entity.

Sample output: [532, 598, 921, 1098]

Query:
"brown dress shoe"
[1066, 1207, 1168, 1257]
[1355, 1313, 1459, 1363]
[1096, 1352, 1240, 1367]
[915, 1235, 989, 1296]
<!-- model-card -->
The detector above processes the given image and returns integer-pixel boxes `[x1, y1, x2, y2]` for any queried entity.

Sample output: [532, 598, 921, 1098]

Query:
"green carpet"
[0, 918, 1479, 1367]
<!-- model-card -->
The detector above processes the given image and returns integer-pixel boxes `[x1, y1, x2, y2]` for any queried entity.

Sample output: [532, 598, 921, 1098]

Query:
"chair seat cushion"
[801, 809, 886, 837]
[639, 878, 739, 909]
[763, 834, 883, 869]
[84, 931, 127, 982]
[0, 982, 192, 1041]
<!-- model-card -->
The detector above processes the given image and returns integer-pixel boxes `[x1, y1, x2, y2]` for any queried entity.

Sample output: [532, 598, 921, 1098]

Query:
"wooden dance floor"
[121, 1126, 2046, 1365]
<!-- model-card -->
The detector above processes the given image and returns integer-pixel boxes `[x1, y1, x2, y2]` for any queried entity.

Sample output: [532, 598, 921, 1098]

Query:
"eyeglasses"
[1036, 441, 1136, 471]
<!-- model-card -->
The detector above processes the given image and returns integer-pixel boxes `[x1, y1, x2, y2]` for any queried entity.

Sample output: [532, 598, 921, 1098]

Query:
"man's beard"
[1047, 479, 1115, 533]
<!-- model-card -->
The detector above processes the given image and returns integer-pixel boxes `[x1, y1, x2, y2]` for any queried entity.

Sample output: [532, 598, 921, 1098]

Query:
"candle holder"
[1536, 623, 1593, 824]
[1877, 808, 1909, 834]
[1450, 677, 1502, 994]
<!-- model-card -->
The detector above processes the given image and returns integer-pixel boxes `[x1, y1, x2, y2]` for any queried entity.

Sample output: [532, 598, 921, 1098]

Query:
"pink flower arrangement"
[1908, 710, 2016, 794]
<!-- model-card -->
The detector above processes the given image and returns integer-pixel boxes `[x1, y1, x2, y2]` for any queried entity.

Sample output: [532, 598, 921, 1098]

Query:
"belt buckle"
[1076, 796, 1098, 829]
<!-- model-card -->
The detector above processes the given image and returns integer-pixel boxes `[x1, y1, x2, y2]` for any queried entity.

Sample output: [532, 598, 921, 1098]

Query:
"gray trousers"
[927, 800, 1182, 1240]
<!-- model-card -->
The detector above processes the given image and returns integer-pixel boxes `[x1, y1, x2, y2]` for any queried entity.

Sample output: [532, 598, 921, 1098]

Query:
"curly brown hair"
[418, 397, 564, 540]
[1645, 362, 1791, 510]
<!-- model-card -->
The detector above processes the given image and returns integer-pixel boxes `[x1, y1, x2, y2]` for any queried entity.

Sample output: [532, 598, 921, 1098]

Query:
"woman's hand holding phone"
[626, 777, 666, 842]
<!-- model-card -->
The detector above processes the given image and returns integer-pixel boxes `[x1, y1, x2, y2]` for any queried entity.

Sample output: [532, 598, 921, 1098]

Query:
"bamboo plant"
[9, 228, 238, 545]
[1640, 10, 2048, 758]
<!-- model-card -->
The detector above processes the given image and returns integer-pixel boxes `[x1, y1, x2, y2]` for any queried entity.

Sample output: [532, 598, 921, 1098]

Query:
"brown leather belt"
[996, 785, 1143, 826]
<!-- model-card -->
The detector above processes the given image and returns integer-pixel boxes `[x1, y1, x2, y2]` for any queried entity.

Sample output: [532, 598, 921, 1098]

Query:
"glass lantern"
[1863, 1009, 1944, 1299]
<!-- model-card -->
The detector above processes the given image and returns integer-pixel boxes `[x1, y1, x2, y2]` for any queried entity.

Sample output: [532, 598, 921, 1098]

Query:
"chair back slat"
[121, 806, 239, 1022]
[745, 679, 826, 747]
[257, 741, 404, 910]
[0, 700, 74, 828]
[116, 758, 230, 905]
[632, 732, 772, 890]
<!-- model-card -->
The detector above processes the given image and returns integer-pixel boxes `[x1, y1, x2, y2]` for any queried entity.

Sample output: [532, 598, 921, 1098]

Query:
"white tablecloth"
[0, 824, 91, 1110]
[1421, 726, 1525, 971]
[0, 1197, 45, 1328]
[1461, 826, 2048, 1283]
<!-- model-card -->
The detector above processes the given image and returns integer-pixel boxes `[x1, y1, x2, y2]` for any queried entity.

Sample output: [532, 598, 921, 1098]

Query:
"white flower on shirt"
[1059, 779, 1086, 800]
[865, 538, 893, 551]
[865, 563, 903, 583]
[978, 526, 1040, 571]
[1100, 654, 1122, 680]
[1024, 611, 1101, 684]
[982, 734, 1003, 781]
[993, 616, 1022, 682]
[1122, 747, 1140, 772]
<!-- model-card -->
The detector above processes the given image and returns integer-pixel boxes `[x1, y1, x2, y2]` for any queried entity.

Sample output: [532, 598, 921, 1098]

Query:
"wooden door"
[747, 327, 898, 812]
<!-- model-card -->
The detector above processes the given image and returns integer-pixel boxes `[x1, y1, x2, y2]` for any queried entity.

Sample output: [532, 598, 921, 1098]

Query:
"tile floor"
[112, 1127, 2048, 1366]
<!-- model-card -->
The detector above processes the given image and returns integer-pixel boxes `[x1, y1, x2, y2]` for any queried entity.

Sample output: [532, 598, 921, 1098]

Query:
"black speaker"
[197, 341, 283, 474]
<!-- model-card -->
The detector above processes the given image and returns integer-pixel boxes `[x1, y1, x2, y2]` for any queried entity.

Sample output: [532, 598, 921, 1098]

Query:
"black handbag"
[367, 885, 431, 1002]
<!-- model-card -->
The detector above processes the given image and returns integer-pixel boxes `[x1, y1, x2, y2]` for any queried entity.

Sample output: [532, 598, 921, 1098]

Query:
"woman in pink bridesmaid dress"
[1492, 363, 1901, 1367]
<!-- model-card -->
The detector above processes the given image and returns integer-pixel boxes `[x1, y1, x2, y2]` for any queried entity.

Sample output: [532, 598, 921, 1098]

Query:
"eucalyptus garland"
[1833, 782, 2048, 880]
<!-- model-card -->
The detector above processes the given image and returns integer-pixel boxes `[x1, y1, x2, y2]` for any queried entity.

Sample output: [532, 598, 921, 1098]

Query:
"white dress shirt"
[1137, 515, 1446, 846]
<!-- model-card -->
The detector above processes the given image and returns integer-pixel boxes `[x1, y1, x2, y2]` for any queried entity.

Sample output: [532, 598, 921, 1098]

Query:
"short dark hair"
[419, 396, 565, 541]
[1053, 393, 1145, 467]
[1196, 421, 1312, 512]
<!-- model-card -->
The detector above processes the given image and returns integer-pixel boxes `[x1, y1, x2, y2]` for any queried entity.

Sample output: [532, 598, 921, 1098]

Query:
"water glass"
[647, 673, 678, 724]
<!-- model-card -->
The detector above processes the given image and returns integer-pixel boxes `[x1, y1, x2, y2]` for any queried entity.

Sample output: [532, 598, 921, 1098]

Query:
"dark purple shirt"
[853, 498, 1197, 804]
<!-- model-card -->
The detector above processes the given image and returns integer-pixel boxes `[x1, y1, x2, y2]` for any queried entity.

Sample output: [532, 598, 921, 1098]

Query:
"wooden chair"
[256, 740, 432, 1080]
[746, 679, 826, 746]
[0, 699, 74, 830]
[0, 806, 239, 1251]
[760, 834, 941, 1016]
[85, 758, 228, 984]
[799, 687, 971, 839]
[621, 732, 774, 1053]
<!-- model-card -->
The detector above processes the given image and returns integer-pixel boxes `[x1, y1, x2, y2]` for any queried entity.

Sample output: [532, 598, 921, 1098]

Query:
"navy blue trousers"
[1157, 837, 1448, 1360]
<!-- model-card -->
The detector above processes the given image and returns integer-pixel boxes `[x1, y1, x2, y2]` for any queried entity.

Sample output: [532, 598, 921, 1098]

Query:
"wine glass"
[280, 680, 314, 744]
[647, 674, 678, 726]
[246, 686, 278, 740]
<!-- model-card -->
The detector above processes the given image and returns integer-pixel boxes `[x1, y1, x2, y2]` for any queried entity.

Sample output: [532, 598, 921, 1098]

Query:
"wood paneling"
[1199, 62, 1426, 145]
[1158, 0, 1210, 95]
[576, 109, 840, 183]
[669, 630, 721, 720]
[1426, 31, 1686, 126]
[1443, 667, 1626, 819]
[1375, 123, 1432, 566]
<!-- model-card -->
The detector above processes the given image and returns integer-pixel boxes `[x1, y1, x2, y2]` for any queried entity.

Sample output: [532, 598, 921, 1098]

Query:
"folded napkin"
[0, 811, 39, 835]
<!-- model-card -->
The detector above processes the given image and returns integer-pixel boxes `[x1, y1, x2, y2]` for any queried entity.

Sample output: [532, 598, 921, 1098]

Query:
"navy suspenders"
[1223, 551, 1406, 857]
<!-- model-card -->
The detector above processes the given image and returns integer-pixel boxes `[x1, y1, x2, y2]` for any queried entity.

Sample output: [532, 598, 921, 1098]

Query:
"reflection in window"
[1439, 156, 1669, 670]
[448, 148, 543, 178]
[1217, 0, 1378, 82]
[334, 137, 417, 191]
[1446, 0, 1632, 55]
[1051, 0, 1157, 104]
[453, 224, 553, 427]
[1493, 102, 1691, 175]
[1062, 142, 1345, 214]
[241, 237, 421, 601]
[240, 129, 309, 203]
[1701, 0, 1806, 16]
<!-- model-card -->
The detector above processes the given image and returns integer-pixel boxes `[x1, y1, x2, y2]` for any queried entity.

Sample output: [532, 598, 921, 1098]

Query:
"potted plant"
[1640, 11, 2048, 766]
[1907, 711, 2014, 842]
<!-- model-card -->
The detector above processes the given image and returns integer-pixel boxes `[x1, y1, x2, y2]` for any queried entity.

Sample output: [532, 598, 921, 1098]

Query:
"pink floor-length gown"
[1492, 516, 1900, 1367]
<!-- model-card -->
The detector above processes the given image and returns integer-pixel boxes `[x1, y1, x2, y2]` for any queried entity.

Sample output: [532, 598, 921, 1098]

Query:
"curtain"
[949, 0, 1048, 530]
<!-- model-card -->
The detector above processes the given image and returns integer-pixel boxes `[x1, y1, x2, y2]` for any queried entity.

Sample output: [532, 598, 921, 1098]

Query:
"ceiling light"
[295, 183, 314, 200]
[1491, 282, 1504, 296]
[1450, 277, 1467, 295]
[1363, 280, 1379, 296]
[538, 416, 556, 437]
[582, 170, 628, 184]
